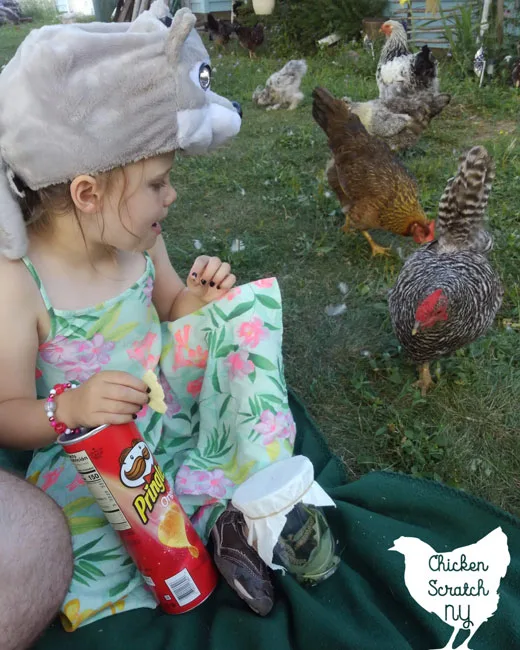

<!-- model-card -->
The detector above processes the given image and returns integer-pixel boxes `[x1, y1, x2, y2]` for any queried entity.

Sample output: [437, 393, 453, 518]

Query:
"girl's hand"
[58, 371, 150, 429]
[186, 256, 236, 304]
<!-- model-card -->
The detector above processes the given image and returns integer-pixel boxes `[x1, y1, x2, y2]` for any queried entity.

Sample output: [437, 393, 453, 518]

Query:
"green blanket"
[2, 391, 519, 649]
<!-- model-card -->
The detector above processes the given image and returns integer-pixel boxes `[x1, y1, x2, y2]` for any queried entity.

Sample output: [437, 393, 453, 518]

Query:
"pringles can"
[58, 422, 217, 614]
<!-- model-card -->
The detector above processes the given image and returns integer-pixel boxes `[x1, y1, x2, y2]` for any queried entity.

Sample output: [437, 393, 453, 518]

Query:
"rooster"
[377, 21, 439, 100]
[390, 527, 510, 650]
[342, 91, 451, 151]
[389, 146, 503, 395]
[311, 87, 435, 257]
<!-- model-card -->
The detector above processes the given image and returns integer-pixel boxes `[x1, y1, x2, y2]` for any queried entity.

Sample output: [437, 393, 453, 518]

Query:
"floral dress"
[23, 254, 295, 631]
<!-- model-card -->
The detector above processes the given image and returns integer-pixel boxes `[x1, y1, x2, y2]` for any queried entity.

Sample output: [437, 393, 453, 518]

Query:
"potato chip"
[142, 370, 167, 414]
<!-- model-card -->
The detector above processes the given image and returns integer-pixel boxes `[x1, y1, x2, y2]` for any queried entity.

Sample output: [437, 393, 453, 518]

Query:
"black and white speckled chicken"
[377, 20, 439, 101]
[389, 146, 503, 395]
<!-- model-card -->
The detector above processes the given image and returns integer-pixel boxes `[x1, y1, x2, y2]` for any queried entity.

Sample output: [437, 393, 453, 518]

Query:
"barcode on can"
[165, 568, 201, 607]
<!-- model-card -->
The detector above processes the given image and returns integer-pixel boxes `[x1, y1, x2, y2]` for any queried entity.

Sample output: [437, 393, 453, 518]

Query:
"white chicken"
[377, 20, 439, 100]
[389, 527, 510, 650]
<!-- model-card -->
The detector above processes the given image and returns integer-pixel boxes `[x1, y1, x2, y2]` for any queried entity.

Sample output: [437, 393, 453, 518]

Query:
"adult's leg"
[0, 469, 73, 650]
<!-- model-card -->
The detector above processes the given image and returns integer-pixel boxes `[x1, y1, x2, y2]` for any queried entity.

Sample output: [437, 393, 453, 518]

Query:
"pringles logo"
[119, 439, 167, 524]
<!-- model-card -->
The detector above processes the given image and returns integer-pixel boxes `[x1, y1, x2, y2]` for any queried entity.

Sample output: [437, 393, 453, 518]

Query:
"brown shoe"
[211, 505, 275, 616]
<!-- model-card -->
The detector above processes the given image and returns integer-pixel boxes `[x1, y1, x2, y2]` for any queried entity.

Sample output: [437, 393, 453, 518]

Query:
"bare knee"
[0, 470, 73, 650]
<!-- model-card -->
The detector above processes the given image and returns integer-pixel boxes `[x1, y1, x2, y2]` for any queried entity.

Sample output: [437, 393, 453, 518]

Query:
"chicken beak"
[411, 322, 420, 336]
[388, 545, 397, 552]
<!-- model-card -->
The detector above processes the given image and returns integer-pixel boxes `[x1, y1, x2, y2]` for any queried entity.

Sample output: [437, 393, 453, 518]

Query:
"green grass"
[1, 26, 519, 514]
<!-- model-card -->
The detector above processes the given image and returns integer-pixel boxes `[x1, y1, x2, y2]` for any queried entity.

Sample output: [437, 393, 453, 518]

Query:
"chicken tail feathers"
[312, 86, 369, 147]
[412, 45, 437, 87]
[437, 146, 495, 253]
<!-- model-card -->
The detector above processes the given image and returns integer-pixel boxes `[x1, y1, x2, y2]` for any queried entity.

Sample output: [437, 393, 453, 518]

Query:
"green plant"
[439, 2, 480, 77]
[19, 0, 59, 23]
[253, 0, 388, 56]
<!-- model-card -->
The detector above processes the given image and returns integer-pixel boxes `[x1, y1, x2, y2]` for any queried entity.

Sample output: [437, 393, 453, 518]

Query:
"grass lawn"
[1, 23, 519, 515]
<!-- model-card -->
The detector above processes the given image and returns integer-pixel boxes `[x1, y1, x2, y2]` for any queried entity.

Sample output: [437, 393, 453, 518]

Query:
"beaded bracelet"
[45, 382, 81, 436]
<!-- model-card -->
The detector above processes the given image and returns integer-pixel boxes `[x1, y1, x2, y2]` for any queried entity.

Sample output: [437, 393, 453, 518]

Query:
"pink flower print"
[279, 412, 297, 445]
[223, 287, 241, 301]
[253, 278, 275, 289]
[174, 466, 234, 498]
[35, 367, 43, 380]
[75, 334, 114, 366]
[67, 474, 85, 492]
[41, 467, 64, 491]
[253, 410, 289, 445]
[206, 469, 234, 499]
[238, 317, 269, 349]
[158, 373, 181, 417]
[39, 335, 70, 366]
[127, 332, 159, 369]
[143, 276, 154, 308]
[187, 345, 208, 369]
[187, 376, 203, 398]
[174, 325, 191, 348]
[175, 465, 211, 495]
[136, 403, 149, 420]
[225, 349, 255, 380]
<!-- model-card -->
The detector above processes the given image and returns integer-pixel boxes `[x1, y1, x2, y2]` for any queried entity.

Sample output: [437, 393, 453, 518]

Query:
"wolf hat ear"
[0, 155, 27, 259]
[166, 7, 196, 64]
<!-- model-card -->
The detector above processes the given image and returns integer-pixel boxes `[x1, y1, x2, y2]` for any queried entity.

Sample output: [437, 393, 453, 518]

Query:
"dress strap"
[21, 256, 55, 312]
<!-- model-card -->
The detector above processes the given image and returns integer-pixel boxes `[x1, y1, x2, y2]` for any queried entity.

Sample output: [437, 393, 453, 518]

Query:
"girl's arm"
[149, 236, 236, 322]
[0, 259, 63, 449]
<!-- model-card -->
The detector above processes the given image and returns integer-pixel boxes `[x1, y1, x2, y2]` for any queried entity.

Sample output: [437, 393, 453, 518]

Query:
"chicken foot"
[361, 231, 391, 257]
[413, 362, 434, 396]
[429, 625, 462, 650]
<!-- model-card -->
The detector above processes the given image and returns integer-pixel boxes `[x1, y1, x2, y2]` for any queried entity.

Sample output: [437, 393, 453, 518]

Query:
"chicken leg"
[413, 362, 434, 396]
[430, 625, 464, 650]
[361, 231, 391, 257]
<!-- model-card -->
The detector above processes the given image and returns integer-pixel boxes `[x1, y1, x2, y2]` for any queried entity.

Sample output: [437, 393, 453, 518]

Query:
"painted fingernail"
[191, 272, 197, 278]
[146, 387, 151, 394]
[209, 281, 215, 287]
[132, 413, 137, 420]
[201, 279, 207, 285]
[217, 285, 221, 290]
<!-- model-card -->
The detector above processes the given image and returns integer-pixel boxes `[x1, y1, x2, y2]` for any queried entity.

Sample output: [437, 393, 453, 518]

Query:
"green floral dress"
[23, 255, 295, 631]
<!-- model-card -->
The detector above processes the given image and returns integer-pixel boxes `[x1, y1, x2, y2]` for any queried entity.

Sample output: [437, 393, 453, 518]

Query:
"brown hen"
[312, 87, 434, 256]
[235, 22, 264, 59]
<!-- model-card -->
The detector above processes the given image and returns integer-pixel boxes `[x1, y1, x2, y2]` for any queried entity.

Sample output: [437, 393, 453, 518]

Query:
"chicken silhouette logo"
[119, 439, 155, 488]
[389, 527, 510, 649]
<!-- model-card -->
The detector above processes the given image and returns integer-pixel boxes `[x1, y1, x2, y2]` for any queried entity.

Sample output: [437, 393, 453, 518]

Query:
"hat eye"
[199, 63, 211, 90]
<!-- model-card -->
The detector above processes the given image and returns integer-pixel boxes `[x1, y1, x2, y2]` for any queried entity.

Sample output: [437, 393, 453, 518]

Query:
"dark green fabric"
[1, 391, 518, 649]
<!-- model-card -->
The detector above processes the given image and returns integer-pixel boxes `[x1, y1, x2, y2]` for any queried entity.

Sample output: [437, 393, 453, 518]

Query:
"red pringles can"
[58, 422, 217, 614]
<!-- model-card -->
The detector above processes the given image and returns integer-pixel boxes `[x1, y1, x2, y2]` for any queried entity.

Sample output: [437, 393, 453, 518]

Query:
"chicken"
[377, 20, 439, 100]
[390, 527, 510, 650]
[252, 60, 307, 110]
[206, 12, 235, 49]
[342, 91, 451, 151]
[388, 146, 503, 395]
[311, 87, 435, 257]
[235, 22, 264, 59]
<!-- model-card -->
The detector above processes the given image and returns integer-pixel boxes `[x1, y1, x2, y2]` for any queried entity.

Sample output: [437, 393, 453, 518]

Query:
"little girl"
[0, 6, 295, 630]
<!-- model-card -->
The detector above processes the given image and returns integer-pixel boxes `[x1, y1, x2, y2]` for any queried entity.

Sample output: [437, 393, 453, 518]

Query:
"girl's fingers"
[216, 274, 236, 292]
[210, 262, 231, 288]
[199, 257, 223, 286]
[188, 256, 211, 284]
[101, 399, 145, 415]
[103, 384, 150, 406]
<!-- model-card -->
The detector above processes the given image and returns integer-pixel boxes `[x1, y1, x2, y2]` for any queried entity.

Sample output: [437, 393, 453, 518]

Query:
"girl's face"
[98, 153, 177, 252]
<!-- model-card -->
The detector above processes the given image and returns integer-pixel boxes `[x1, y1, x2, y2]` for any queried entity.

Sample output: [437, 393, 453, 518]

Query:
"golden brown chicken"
[311, 87, 435, 256]
[234, 22, 264, 59]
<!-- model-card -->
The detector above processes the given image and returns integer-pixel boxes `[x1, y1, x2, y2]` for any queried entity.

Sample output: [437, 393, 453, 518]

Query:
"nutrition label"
[68, 450, 131, 531]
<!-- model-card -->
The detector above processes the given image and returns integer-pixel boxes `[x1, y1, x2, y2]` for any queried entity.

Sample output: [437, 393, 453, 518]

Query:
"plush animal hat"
[0, 2, 241, 259]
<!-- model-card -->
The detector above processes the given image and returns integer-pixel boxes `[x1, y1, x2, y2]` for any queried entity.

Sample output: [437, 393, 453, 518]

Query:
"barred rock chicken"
[342, 91, 451, 151]
[389, 146, 503, 395]
[311, 87, 435, 257]
[377, 21, 439, 101]
[206, 13, 235, 49]
[235, 22, 264, 59]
